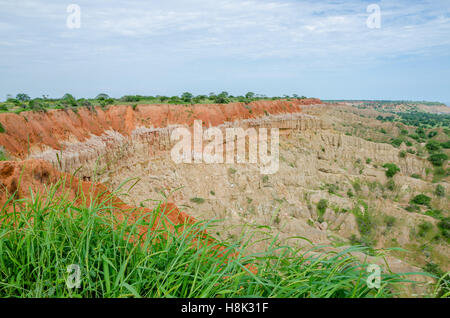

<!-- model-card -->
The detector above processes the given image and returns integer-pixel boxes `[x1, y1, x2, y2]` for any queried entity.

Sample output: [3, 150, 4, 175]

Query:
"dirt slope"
[0, 99, 320, 158]
[0, 160, 194, 235]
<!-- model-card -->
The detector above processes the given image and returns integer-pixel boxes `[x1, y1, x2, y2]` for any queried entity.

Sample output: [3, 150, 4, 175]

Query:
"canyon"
[0, 99, 448, 297]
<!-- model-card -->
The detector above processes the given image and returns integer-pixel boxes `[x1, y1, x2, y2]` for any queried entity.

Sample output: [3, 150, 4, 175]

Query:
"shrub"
[425, 210, 442, 219]
[352, 179, 362, 192]
[411, 174, 421, 179]
[386, 179, 396, 191]
[437, 218, 450, 242]
[383, 163, 400, 178]
[441, 140, 450, 149]
[353, 206, 375, 239]
[326, 183, 339, 194]
[190, 197, 205, 204]
[425, 140, 441, 152]
[391, 138, 403, 148]
[428, 131, 438, 138]
[0, 148, 7, 161]
[384, 215, 396, 229]
[435, 185, 445, 197]
[428, 153, 448, 167]
[410, 194, 431, 206]
[317, 199, 328, 222]
[399, 151, 406, 158]
[417, 222, 433, 238]
[0, 122, 5, 133]
[405, 205, 420, 213]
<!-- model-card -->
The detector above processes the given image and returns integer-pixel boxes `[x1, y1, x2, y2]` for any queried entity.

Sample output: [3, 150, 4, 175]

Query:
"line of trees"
[1, 92, 309, 112]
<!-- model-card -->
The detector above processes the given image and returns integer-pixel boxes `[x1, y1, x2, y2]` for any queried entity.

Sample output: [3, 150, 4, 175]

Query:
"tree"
[245, 92, 255, 99]
[62, 93, 77, 107]
[16, 93, 30, 102]
[214, 91, 230, 104]
[181, 92, 193, 102]
[96, 93, 110, 100]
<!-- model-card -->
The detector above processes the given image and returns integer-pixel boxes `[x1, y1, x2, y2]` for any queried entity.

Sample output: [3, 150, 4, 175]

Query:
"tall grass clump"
[0, 182, 436, 298]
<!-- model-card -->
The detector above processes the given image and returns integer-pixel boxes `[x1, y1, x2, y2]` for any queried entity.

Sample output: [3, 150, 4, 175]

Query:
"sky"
[0, 0, 449, 103]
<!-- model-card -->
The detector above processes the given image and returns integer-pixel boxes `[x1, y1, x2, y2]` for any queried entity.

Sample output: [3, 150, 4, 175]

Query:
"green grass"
[0, 182, 440, 298]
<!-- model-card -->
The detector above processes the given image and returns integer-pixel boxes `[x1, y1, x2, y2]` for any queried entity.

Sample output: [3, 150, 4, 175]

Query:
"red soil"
[0, 99, 320, 158]
[0, 160, 194, 232]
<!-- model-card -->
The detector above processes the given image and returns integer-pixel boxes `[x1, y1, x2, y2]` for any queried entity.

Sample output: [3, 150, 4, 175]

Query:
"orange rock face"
[0, 99, 320, 158]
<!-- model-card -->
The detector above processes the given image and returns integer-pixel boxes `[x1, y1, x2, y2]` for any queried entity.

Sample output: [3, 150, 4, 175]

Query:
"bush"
[352, 179, 362, 192]
[190, 197, 205, 204]
[386, 179, 396, 191]
[391, 138, 403, 148]
[437, 218, 450, 242]
[425, 140, 441, 152]
[0, 148, 7, 161]
[428, 131, 438, 138]
[425, 210, 443, 219]
[435, 185, 445, 197]
[399, 151, 406, 158]
[317, 199, 328, 222]
[417, 222, 433, 238]
[428, 153, 448, 167]
[441, 140, 450, 149]
[410, 194, 431, 206]
[383, 163, 400, 178]
[384, 215, 396, 228]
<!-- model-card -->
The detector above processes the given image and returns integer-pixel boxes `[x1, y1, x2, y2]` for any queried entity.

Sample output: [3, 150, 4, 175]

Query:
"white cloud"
[0, 0, 449, 67]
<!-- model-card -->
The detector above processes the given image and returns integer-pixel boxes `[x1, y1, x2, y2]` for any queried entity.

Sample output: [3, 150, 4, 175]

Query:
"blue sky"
[0, 0, 449, 103]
